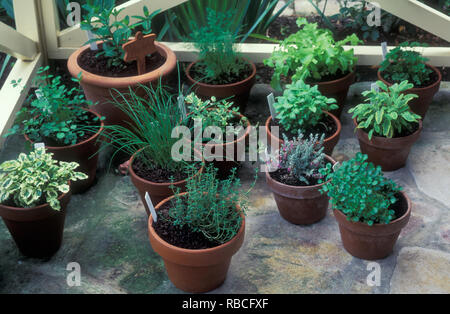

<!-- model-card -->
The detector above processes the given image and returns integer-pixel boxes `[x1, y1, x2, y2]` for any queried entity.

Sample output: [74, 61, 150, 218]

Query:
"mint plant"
[349, 80, 421, 140]
[264, 18, 362, 90]
[169, 165, 256, 244]
[380, 42, 433, 86]
[81, 4, 160, 68]
[0, 148, 88, 210]
[188, 8, 249, 84]
[319, 153, 402, 225]
[5, 66, 100, 146]
[274, 80, 338, 132]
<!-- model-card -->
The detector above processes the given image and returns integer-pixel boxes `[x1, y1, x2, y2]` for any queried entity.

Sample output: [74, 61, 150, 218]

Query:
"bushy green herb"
[264, 17, 361, 90]
[319, 153, 402, 225]
[98, 82, 189, 172]
[185, 93, 247, 143]
[274, 80, 338, 132]
[0, 148, 88, 210]
[349, 80, 421, 140]
[5, 66, 99, 146]
[188, 8, 249, 84]
[81, 4, 160, 68]
[169, 165, 256, 244]
[380, 42, 433, 86]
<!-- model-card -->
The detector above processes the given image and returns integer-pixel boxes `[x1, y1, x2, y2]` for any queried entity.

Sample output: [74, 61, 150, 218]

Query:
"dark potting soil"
[153, 201, 221, 249]
[269, 167, 324, 187]
[270, 114, 337, 141]
[391, 192, 408, 221]
[306, 69, 350, 84]
[132, 158, 192, 183]
[189, 60, 253, 85]
[78, 49, 166, 77]
[380, 67, 440, 88]
[38, 110, 101, 147]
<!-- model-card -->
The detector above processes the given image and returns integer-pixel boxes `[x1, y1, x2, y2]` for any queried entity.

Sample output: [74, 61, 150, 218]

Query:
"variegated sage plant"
[0, 148, 88, 210]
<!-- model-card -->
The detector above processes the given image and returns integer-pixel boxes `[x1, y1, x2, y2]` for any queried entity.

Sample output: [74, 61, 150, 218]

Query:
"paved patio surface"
[0, 81, 449, 294]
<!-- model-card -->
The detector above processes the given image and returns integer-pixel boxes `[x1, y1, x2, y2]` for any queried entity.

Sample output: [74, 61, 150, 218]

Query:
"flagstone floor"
[0, 81, 449, 294]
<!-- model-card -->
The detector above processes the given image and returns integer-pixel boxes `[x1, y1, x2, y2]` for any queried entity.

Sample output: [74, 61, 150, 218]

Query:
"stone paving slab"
[0, 82, 449, 294]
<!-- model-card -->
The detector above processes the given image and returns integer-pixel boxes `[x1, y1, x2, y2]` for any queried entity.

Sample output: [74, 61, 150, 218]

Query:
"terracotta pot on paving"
[354, 118, 423, 172]
[148, 193, 245, 293]
[377, 64, 442, 119]
[185, 60, 257, 113]
[265, 111, 341, 156]
[266, 155, 336, 225]
[0, 191, 71, 258]
[24, 109, 104, 194]
[334, 191, 411, 260]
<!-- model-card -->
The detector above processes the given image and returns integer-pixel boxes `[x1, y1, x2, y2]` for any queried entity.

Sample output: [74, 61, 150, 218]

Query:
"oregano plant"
[319, 153, 402, 226]
[349, 80, 421, 140]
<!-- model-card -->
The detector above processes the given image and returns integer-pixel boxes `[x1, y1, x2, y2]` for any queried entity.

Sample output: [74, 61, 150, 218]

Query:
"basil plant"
[0, 148, 88, 210]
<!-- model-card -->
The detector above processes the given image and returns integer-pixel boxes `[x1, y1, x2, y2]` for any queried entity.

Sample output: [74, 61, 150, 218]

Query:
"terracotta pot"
[265, 111, 341, 156]
[148, 193, 245, 293]
[24, 109, 104, 194]
[266, 155, 336, 225]
[67, 40, 177, 127]
[334, 191, 411, 260]
[185, 60, 257, 113]
[0, 191, 71, 258]
[312, 70, 356, 119]
[377, 64, 442, 119]
[354, 118, 423, 172]
[129, 152, 204, 215]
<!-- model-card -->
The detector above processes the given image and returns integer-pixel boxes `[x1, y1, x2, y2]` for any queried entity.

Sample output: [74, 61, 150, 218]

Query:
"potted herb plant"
[320, 153, 411, 260]
[5, 66, 104, 194]
[148, 165, 256, 293]
[0, 148, 88, 258]
[265, 18, 361, 118]
[349, 80, 422, 171]
[184, 93, 251, 177]
[378, 42, 442, 119]
[185, 8, 256, 112]
[266, 132, 336, 225]
[67, 4, 177, 126]
[265, 80, 341, 155]
[99, 84, 203, 214]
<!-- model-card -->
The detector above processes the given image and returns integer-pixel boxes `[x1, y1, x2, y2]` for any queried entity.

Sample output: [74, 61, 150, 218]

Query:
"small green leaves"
[0, 148, 88, 211]
[349, 80, 421, 140]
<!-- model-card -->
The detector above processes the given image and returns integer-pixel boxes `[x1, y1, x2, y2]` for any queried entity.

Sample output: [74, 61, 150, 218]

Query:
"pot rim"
[266, 155, 336, 189]
[353, 117, 423, 143]
[313, 69, 356, 86]
[377, 64, 442, 92]
[334, 190, 412, 230]
[265, 111, 342, 145]
[148, 192, 245, 254]
[67, 39, 177, 88]
[185, 58, 257, 89]
[128, 149, 204, 188]
[24, 108, 104, 151]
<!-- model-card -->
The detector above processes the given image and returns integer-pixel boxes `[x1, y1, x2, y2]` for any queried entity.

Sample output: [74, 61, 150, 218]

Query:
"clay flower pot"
[266, 156, 336, 225]
[67, 40, 177, 127]
[354, 119, 423, 172]
[334, 191, 411, 260]
[377, 64, 442, 119]
[148, 193, 245, 293]
[312, 70, 356, 119]
[185, 60, 257, 112]
[24, 109, 104, 194]
[0, 191, 71, 258]
[129, 152, 204, 215]
[265, 111, 341, 156]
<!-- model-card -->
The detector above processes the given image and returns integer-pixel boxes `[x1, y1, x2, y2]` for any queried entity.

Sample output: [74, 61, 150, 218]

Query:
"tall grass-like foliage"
[99, 82, 185, 172]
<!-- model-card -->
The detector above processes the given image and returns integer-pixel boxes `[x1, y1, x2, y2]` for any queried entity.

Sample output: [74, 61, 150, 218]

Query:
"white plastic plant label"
[267, 93, 277, 119]
[145, 192, 157, 223]
[178, 94, 187, 119]
[86, 30, 98, 51]
[381, 42, 388, 60]
[371, 83, 380, 92]
[34, 142, 45, 149]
